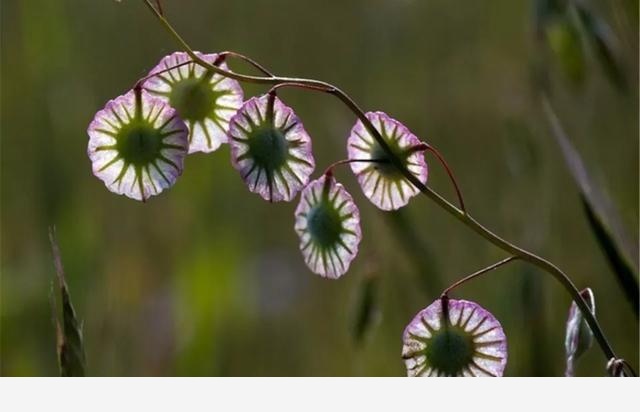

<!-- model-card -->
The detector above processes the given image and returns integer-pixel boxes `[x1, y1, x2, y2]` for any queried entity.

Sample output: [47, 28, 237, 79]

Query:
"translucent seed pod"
[87, 89, 188, 201]
[347, 111, 428, 211]
[294, 174, 361, 279]
[144, 51, 244, 154]
[228, 94, 315, 202]
[402, 298, 508, 377]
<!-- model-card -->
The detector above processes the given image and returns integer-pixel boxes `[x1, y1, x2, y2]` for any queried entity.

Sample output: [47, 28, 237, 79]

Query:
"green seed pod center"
[307, 202, 343, 248]
[425, 327, 475, 376]
[371, 142, 405, 178]
[248, 126, 288, 171]
[116, 120, 163, 166]
[169, 78, 219, 121]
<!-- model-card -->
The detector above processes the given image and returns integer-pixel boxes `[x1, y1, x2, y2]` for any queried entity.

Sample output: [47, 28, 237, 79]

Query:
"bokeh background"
[1, 0, 638, 376]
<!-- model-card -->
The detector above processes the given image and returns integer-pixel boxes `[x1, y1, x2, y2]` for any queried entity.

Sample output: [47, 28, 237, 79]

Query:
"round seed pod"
[347, 111, 428, 211]
[294, 174, 361, 279]
[228, 94, 315, 202]
[87, 89, 188, 201]
[402, 298, 507, 377]
[144, 51, 244, 154]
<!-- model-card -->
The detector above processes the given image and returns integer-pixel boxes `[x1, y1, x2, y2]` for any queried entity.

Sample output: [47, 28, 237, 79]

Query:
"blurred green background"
[1, 0, 638, 376]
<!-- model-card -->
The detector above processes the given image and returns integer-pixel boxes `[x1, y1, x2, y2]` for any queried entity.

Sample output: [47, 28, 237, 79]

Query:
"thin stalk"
[153, 0, 163, 16]
[267, 82, 333, 94]
[441, 256, 518, 297]
[322, 158, 388, 177]
[140, 0, 629, 371]
[133, 59, 193, 89]
[218, 51, 275, 77]
[424, 145, 466, 212]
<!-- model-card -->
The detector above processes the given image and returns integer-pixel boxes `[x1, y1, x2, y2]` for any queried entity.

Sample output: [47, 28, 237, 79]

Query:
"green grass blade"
[542, 98, 639, 317]
[573, 2, 626, 91]
[581, 196, 639, 316]
[49, 227, 87, 377]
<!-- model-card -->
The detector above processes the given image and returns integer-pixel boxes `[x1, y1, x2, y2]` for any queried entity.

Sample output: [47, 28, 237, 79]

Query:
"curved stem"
[323, 158, 389, 177]
[267, 82, 333, 94]
[441, 256, 518, 297]
[445, 200, 618, 362]
[140, 0, 625, 368]
[608, 358, 637, 377]
[140, 1, 410, 166]
[133, 59, 193, 89]
[218, 51, 275, 77]
[424, 145, 466, 212]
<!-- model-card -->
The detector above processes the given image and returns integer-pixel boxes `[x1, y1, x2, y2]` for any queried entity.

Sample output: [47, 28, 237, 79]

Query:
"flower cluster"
[89, 46, 511, 377]
[88, 51, 430, 279]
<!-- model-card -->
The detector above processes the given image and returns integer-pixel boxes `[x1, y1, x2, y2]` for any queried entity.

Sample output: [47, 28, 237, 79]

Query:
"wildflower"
[347, 111, 428, 210]
[402, 298, 507, 377]
[294, 174, 361, 278]
[143, 51, 244, 153]
[228, 94, 315, 202]
[87, 89, 188, 201]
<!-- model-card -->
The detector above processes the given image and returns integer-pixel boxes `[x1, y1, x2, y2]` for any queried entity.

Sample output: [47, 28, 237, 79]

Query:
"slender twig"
[154, 0, 164, 16]
[267, 81, 334, 94]
[218, 51, 275, 77]
[424, 145, 466, 213]
[133, 59, 193, 90]
[441, 256, 518, 297]
[323, 158, 389, 177]
[139, 0, 627, 370]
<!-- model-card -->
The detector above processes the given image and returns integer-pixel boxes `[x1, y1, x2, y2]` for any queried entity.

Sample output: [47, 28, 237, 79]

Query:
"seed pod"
[228, 94, 315, 202]
[144, 51, 244, 154]
[87, 89, 188, 201]
[294, 174, 361, 279]
[402, 298, 507, 377]
[347, 111, 428, 211]
[564, 288, 595, 377]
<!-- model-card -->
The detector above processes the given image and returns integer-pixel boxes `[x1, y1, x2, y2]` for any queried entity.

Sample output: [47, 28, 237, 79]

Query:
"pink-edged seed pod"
[347, 111, 428, 211]
[294, 174, 361, 279]
[402, 298, 508, 377]
[144, 51, 244, 154]
[87, 89, 188, 201]
[228, 94, 315, 202]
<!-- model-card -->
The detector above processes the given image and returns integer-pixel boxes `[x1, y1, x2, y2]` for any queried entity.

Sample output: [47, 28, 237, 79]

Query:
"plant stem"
[133, 59, 193, 89]
[267, 82, 333, 94]
[140, 0, 627, 369]
[424, 145, 466, 212]
[322, 158, 388, 177]
[441, 256, 518, 297]
[218, 51, 275, 77]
